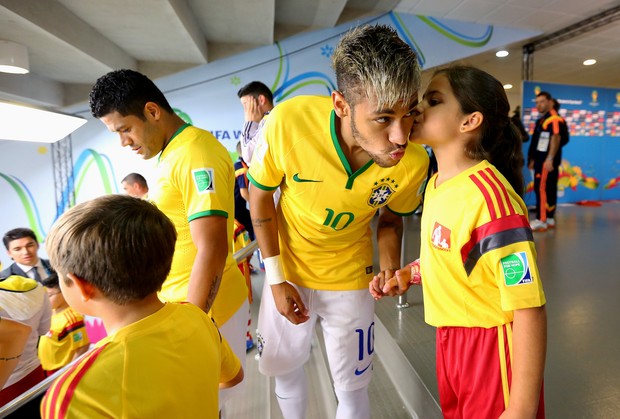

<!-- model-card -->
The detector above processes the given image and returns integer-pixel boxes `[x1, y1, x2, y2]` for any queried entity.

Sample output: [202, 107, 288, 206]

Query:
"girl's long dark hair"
[435, 66, 525, 196]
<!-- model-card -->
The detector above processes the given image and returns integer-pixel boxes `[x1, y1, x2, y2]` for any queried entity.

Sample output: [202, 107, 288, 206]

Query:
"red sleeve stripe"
[483, 168, 516, 216]
[461, 214, 532, 265]
[470, 168, 518, 221]
[43, 344, 107, 418]
[469, 173, 497, 220]
[57, 321, 86, 341]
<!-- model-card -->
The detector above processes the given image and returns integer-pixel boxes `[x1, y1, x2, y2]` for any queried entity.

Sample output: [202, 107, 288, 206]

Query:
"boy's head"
[46, 195, 177, 306]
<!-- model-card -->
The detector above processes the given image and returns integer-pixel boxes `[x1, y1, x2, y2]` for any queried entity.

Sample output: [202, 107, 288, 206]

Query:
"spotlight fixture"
[0, 40, 29, 74]
[495, 50, 509, 58]
[583, 59, 597, 66]
[503, 84, 513, 90]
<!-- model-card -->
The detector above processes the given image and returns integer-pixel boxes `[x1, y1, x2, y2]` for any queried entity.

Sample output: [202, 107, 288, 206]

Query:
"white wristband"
[263, 255, 286, 285]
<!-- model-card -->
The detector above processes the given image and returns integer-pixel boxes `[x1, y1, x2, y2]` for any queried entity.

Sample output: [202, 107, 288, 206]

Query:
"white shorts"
[219, 299, 249, 408]
[256, 280, 375, 392]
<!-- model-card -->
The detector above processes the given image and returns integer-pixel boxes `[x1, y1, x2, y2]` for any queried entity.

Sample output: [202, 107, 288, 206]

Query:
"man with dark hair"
[248, 24, 429, 418]
[1, 228, 53, 283]
[237, 81, 274, 164]
[528, 91, 569, 231]
[121, 172, 149, 199]
[89, 69, 248, 412]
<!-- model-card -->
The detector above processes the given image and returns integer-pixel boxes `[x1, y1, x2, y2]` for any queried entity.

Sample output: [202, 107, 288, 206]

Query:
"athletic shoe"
[530, 219, 548, 232]
[547, 218, 555, 228]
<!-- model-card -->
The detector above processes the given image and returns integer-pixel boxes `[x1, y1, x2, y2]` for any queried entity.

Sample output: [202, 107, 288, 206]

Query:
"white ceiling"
[1, 0, 619, 110]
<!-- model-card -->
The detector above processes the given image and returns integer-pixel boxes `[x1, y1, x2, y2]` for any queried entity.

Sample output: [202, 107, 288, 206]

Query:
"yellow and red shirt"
[41, 303, 240, 419]
[38, 307, 89, 371]
[420, 161, 546, 327]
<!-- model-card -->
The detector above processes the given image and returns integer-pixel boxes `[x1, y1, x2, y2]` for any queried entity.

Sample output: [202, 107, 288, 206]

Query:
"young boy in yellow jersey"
[38, 273, 90, 375]
[41, 195, 243, 418]
[248, 24, 429, 418]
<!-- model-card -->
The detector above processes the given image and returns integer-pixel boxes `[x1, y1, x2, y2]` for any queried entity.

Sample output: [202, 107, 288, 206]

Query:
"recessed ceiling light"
[583, 59, 597, 66]
[503, 84, 513, 90]
[496, 50, 509, 58]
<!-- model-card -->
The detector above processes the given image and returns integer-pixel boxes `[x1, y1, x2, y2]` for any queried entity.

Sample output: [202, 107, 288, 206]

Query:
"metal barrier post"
[396, 215, 410, 309]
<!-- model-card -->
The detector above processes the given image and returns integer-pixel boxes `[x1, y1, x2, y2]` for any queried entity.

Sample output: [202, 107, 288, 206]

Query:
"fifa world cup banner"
[522, 80, 620, 204]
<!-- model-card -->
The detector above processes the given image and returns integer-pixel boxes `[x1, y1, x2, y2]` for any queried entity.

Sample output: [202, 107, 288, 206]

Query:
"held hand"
[271, 282, 309, 325]
[369, 268, 406, 300]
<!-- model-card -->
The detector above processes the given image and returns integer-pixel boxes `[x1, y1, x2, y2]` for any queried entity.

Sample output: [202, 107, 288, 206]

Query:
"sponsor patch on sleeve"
[192, 168, 215, 194]
[501, 252, 533, 286]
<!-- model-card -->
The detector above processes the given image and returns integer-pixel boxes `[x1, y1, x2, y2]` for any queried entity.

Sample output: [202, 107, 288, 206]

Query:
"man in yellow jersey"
[248, 24, 429, 419]
[89, 69, 248, 412]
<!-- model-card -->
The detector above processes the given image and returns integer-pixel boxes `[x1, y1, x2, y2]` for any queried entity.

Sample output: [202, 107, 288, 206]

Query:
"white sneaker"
[530, 219, 547, 232]
[546, 218, 555, 228]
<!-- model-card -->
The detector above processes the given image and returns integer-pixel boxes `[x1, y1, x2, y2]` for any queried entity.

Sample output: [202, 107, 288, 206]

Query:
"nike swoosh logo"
[292, 173, 323, 183]
[354, 362, 372, 376]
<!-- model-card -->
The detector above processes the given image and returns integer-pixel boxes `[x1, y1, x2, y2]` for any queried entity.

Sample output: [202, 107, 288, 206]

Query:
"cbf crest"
[367, 177, 398, 208]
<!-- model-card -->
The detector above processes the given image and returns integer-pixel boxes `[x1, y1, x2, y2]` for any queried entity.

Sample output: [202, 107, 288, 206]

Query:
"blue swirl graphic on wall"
[0, 149, 118, 240]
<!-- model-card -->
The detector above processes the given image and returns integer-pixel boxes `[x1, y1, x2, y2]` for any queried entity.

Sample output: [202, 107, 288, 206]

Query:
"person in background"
[2, 228, 53, 284]
[89, 69, 248, 416]
[41, 194, 243, 418]
[0, 273, 51, 418]
[237, 81, 274, 165]
[372, 65, 546, 419]
[527, 91, 569, 232]
[38, 272, 90, 376]
[234, 141, 254, 240]
[248, 24, 429, 418]
[121, 172, 149, 199]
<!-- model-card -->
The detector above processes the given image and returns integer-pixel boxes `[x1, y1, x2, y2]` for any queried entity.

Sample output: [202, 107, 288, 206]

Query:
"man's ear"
[144, 102, 161, 122]
[332, 91, 349, 118]
[460, 111, 483, 133]
[67, 273, 96, 302]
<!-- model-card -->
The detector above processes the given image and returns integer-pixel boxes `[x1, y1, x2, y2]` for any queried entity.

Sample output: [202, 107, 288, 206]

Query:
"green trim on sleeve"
[247, 172, 280, 191]
[188, 210, 228, 222]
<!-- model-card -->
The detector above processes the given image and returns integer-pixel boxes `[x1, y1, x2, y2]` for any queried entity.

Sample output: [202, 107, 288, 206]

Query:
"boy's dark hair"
[3, 228, 37, 250]
[435, 65, 525, 196]
[122, 172, 148, 189]
[41, 272, 60, 289]
[237, 81, 273, 105]
[46, 195, 177, 305]
[89, 69, 173, 120]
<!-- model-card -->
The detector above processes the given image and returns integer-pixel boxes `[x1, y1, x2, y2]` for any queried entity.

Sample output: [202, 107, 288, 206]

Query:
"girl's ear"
[67, 273, 96, 302]
[460, 111, 483, 133]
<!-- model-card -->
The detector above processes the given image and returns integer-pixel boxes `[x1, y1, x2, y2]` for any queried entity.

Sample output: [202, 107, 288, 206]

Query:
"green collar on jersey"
[330, 110, 374, 190]
[158, 122, 191, 163]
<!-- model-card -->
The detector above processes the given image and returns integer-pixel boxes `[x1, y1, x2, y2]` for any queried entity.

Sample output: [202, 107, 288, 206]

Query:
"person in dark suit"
[1, 228, 53, 282]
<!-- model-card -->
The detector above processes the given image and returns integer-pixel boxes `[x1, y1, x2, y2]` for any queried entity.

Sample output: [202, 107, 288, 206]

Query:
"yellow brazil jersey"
[420, 161, 546, 328]
[248, 95, 429, 291]
[38, 307, 89, 371]
[41, 303, 241, 419]
[150, 124, 247, 325]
